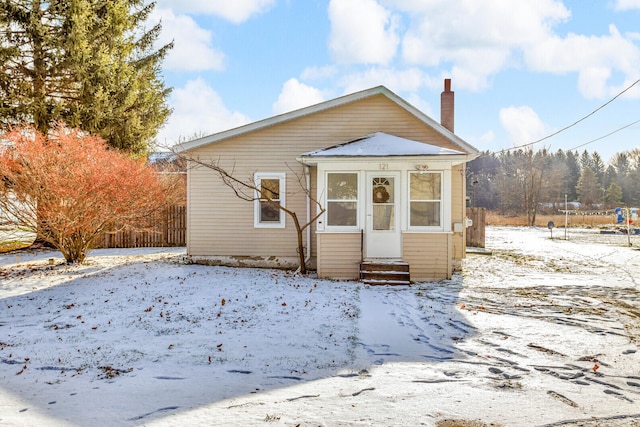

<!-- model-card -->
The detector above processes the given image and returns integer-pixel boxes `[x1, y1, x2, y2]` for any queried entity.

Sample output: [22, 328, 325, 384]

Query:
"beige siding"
[317, 233, 361, 279]
[403, 233, 452, 280]
[187, 94, 460, 261]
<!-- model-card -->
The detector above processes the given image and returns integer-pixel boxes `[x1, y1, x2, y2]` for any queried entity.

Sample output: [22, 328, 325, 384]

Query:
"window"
[326, 172, 358, 227]
[372, 177, 395, 230]
[254, 173, 285, 228]
[409, 172, 441, 227]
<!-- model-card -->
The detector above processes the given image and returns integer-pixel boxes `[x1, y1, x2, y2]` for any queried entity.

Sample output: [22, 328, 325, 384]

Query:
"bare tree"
[176, 153, 324, 274]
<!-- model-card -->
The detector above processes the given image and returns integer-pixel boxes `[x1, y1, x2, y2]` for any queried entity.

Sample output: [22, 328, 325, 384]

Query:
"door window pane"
[372, 177, 394, 230]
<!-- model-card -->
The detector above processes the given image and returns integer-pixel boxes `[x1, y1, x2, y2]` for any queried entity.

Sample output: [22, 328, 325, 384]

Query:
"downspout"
[305, 165, 312, 266]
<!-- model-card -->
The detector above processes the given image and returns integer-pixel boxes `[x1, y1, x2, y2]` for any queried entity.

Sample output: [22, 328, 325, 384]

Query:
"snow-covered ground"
[1, 226, 639, 427]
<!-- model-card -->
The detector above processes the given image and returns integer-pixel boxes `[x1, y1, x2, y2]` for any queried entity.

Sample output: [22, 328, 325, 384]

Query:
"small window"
[409, 172, 441, 228]
[326, 172, 358, 227]
[254, 173, 285, 228]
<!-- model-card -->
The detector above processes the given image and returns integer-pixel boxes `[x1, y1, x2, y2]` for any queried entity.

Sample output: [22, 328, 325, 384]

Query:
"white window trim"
[324, 171, 360, 231]
[407, 171, 444, 231]
[254, 172, 286, 228]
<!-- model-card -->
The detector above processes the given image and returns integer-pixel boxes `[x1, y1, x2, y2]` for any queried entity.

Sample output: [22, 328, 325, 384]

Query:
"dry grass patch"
[486, 212, 615, 228]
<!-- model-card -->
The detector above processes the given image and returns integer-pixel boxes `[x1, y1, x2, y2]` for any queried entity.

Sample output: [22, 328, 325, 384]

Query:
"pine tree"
[0, 0, 172, 154]
[604, 181, 623, 208]
[577, 167, 602, 208]
[591, 152, 605, 185]
[565, 151, 581, 201]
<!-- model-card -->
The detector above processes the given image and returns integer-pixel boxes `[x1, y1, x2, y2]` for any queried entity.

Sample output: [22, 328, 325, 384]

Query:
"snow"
[300, 132, 465, 157]
[1, 227, 640, 426]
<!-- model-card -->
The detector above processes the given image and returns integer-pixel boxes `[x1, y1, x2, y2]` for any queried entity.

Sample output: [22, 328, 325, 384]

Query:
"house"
[176, 80, 479, 282]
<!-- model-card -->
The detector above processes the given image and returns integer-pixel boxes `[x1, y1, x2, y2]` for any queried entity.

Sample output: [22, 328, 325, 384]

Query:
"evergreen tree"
[591, 151, 605, 185]
[612, 152, 630, 177]
[0, 0, 172, 154]
[543, 150, 570, 210]
[577, 167, 602, 208]
[565, 151, 581, 201]
[603, 164, 617, 195]
[611, 152, 632, 205]
[624, 169, 640, 206]
[497, 151, 522, 214]
[604, 181, 623, 208]
[580, 150, 593, 171]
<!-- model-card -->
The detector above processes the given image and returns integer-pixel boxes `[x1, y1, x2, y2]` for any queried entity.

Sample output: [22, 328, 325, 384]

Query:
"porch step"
[360, 261, 410, 286]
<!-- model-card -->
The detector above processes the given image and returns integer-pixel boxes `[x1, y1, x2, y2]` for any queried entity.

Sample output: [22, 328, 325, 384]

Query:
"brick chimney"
[441, 78, 454, 133]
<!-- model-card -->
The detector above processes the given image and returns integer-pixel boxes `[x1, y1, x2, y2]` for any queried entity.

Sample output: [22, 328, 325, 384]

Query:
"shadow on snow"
[0, 248, 475, 425]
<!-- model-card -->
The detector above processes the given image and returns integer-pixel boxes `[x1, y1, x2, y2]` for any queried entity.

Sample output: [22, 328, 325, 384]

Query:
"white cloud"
[272, 79, 326, 115]
[479, 130, 495, 143]
[615, 0, 640, 10]
[577, 67, 611, 99]
[328, 0, 400, 65]
[525, 25, 640, 98]
[155, 0, 275, 24]
[378, 1, 640, 98]
[499, 106, 550, 146]
[338, 67, 434, 95]
[157, 79, 250, 146]
[397, 0, 571, 91]
[154, 9, 225, 72]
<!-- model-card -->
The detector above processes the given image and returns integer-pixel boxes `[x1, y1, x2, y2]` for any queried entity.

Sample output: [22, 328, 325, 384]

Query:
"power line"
[495, 77, 640, 154]
[568, 118, 640, 152]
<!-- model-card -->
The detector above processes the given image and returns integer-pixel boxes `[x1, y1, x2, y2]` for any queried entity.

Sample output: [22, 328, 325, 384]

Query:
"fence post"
[465, 207, 486, 248]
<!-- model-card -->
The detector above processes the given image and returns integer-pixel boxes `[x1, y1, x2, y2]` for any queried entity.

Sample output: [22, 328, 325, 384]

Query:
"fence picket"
[94, 205, 186, 248]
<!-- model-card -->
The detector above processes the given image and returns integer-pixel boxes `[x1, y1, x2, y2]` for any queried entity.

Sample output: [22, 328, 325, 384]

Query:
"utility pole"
[564, 194, 568, 240]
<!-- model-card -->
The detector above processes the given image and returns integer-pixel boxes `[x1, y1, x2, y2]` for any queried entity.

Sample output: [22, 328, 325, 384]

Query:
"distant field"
[485, 212, 624, 228]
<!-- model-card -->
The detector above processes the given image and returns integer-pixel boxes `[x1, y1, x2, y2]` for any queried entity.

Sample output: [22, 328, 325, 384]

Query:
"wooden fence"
[466, 207, 486, 248]
[94, 205, 186, 248]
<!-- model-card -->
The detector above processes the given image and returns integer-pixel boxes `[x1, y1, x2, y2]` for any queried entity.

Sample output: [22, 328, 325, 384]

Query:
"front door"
[365, 172, 402, 258]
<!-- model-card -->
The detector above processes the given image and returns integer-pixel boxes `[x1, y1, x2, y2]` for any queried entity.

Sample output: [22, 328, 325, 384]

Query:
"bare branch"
[171, 148, 326, 274]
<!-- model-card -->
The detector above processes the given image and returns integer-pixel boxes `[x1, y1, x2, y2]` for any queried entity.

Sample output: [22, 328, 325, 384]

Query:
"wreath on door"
[373, 185, 390, 203]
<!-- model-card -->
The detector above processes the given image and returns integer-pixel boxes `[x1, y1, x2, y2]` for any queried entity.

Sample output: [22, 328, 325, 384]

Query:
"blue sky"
[152, 0, 640, 163]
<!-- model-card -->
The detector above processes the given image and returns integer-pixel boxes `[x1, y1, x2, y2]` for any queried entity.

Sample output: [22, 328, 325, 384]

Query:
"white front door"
[365, 172, 402, 258]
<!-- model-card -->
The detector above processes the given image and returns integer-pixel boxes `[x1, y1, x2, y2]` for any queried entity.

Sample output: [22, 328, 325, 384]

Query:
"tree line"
[466, 148, 640, 225]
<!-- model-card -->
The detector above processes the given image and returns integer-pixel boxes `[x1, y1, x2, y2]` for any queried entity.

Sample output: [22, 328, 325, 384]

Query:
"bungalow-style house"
[176, 80, 479, 282]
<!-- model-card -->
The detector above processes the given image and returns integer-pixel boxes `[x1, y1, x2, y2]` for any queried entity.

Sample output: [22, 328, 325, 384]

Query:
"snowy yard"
[1, 226, 639, 426]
